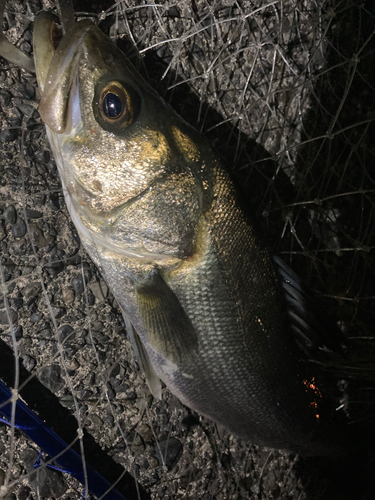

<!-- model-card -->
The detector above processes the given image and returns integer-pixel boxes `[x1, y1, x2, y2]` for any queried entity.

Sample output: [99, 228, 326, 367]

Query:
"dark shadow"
[291, 1, 375, 498]
[295, 453, 375, 500]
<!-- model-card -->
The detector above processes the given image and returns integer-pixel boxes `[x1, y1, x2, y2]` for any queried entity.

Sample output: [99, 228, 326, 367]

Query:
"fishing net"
[0, 1, 374, 498]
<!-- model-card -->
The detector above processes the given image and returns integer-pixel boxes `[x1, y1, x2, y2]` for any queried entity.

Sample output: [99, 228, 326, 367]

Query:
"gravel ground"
[1, 1, 375, 499]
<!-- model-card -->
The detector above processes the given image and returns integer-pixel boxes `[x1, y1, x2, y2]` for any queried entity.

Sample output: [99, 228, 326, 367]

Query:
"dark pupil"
[103, 92, 122, 118]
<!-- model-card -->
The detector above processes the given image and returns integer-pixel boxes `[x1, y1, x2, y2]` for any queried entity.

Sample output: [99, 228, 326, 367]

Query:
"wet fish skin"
[33, 13, 348, 456]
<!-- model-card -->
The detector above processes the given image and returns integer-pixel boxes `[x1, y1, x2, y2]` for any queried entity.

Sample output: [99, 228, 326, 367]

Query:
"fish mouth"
[33, 12, 96, 134]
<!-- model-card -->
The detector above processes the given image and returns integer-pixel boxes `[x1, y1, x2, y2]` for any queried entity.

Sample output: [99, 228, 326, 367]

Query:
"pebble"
[0, 307, 17, 325]
[15, 485, 31, 500]
[126, 390, 137, 400]
[0, 128, 16, 142]
[12, 217, 27, 238]
[109, 363, 120, 377]
[71, 276, 85, 295]
[77, 389, 93, 401]
[66, 358, 80, 370]
[19, 40, 32, 55]
[48, 192, 60, 211]
[34, 150, 50, 164]
[106, 382, 116, 400]
[9, 297, 23, 309]
[56, 324, 75, 343]
[155, 437, 183, 470]
[0, 89, 11, 107]
[7, 116, 22, 127]
[13, 325, 23, 340]
[38, 329, 52, 339]
[34, 193, 46, 206]
[137, 424, 154, 442]
[28, 222, 53, 247]
[0, 223, 5, 241]
[7, 282, 16, 294]
[88, 280, 109, 301]
[38, 364, 65, 392]
[3, 257, 15, 272]
[2, 205, 16, 224]
[17, 83, 35, 100]
[113, 382, 128, 393]
[91, 330, 109, 344]
[102, 412, 114, 427]
[12, 238, 26, 254]
[25, 208, 43, 219]
[22, 283, 41, 299]
[51, 306, 66, 319]
[16, 102, 34, 117]
[60, 394, 75, 409]
[21, 449, 68, 498]
[45, 261, 64, 275]
[22, 354, 36, 371]
[92, 320, 103, 331]
[87, 414, 103, 428]
[85, 291, 95, 306]
[62, 287, 75, 304]
[148, 456, 159, 468]
[30, 313, 42, 322]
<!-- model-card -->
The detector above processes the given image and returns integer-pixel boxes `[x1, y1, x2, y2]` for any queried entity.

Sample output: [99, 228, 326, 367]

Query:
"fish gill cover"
[0, 1, 375, 499]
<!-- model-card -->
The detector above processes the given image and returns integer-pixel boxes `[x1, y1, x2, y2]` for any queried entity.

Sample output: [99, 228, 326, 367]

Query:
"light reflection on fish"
[14, 10, 351, 456]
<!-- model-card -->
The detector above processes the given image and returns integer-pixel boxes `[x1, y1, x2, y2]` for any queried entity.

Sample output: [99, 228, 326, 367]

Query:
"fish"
[9, 9, 351, 457]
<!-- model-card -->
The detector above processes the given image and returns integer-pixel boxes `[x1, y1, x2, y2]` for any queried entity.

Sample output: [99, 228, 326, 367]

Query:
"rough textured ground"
[0, 1, 375, 499]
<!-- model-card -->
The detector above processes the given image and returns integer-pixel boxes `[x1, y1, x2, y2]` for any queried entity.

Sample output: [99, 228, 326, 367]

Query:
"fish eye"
[95, 81, 140, 130]
[103, 92, 123, 118]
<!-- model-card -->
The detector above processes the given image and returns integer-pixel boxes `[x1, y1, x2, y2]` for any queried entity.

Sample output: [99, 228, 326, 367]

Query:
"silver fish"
[31, 11, 348, 457]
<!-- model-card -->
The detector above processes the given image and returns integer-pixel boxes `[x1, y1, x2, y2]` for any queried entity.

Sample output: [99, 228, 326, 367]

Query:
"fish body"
[32, 13, 347, 456]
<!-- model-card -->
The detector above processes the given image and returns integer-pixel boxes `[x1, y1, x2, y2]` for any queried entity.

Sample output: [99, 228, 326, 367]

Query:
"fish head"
[33, 12, 210, 261]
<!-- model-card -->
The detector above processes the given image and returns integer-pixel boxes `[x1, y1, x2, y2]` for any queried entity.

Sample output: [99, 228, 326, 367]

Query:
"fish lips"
[34, 12, 98, 134]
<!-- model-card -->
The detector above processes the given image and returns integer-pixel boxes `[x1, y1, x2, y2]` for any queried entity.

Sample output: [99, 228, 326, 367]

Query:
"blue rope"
[1, 417, 89, 497]
[0, 416, 47, 431]
[0, 381, 128, 500]
[33, 451, 87, 499]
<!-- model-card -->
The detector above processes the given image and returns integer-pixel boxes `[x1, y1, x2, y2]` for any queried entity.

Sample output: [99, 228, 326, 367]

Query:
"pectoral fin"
[136, 269, 198, 365]
[123, 313, 162, 399]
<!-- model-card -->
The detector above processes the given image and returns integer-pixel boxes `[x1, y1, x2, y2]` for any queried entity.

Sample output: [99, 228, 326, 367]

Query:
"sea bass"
[31, 11, 348, 456]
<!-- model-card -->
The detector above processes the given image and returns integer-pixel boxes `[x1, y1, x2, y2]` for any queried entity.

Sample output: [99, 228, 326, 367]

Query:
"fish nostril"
[92, 180, 103, 192]
[50, 21, 63, 50]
